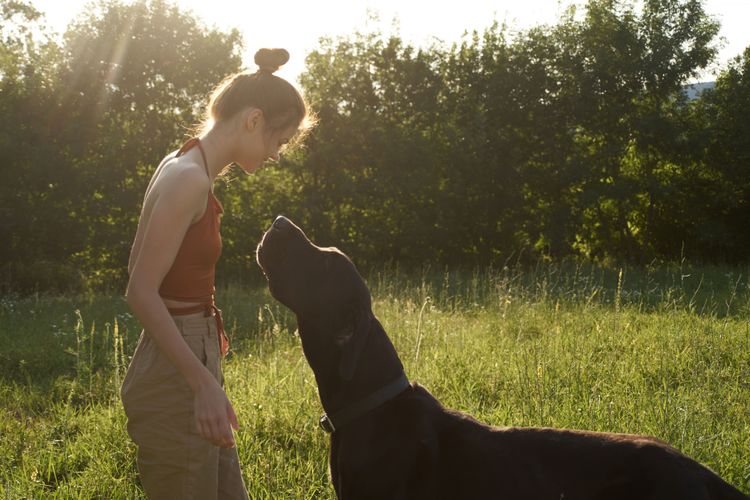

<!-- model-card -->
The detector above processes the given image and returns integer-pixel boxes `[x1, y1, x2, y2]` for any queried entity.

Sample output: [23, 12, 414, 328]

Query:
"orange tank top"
[158, 137, 223, 302]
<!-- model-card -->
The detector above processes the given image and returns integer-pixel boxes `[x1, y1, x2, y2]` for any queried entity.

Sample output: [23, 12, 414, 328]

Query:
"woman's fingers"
[197, 417, 216, 445]
[213, 416, 235, 448]
[196, 418, 206, 441]
[195, 408, 221, 446]
[193, 382, 236, 447]
[202, 412, 233, 448]
[197, 414, 215, 444]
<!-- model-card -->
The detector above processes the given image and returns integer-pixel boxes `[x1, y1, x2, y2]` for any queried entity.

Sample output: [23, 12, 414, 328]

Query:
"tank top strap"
[175, 137, 210, 178]
[195, 140, 210, 178]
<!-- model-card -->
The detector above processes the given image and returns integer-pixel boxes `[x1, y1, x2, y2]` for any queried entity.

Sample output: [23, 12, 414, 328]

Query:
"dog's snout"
[273, 215, 290, 231]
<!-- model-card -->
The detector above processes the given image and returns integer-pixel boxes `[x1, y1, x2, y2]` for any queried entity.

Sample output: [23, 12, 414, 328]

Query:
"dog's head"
[256, 216, 373, 381]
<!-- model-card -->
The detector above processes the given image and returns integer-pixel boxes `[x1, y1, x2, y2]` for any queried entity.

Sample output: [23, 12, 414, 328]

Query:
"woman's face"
[236, 110, 298, 174]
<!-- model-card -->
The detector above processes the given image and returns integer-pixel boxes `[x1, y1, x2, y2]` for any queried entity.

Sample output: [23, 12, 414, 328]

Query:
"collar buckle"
[318, 373, 410, 434]
[319, 414, 336, 433]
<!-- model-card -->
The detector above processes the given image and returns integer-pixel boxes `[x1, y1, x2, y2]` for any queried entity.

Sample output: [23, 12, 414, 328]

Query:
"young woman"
[121, 48, 312, 499]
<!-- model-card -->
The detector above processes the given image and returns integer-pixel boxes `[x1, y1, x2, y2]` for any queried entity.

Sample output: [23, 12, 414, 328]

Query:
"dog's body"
[256, 216, 747, 500]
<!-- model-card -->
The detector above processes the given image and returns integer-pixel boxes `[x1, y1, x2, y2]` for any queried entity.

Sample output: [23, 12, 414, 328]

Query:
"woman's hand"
[193, 379, 239, 448]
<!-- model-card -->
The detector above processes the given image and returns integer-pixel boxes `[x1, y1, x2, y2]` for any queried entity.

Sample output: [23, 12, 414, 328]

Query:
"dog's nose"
[273, 215, 290, 230]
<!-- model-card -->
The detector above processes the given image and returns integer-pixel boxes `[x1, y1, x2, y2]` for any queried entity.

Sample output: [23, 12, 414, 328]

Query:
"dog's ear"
[337, 307, 371, 381]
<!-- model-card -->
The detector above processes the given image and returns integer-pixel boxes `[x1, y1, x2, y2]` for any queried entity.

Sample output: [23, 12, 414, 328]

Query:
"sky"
[29, 0, 750, 84]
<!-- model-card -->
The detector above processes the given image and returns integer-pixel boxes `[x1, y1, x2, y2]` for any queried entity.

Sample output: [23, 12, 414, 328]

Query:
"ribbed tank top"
[158, 138, 223, 302]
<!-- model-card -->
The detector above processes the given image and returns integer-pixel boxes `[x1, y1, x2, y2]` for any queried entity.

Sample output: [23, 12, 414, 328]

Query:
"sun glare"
[73, 0, 589, 83]
[29, 0, 750, 85]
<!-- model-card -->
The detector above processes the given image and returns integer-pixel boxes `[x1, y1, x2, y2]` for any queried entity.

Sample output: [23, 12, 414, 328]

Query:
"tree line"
[1, 0, 749, 293]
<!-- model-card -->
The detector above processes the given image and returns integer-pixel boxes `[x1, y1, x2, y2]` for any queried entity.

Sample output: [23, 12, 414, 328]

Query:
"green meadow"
[1, 263, 749, 498]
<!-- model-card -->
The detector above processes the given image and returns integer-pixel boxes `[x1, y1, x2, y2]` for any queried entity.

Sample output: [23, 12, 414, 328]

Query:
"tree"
[299, 31, 448, 265]
[687, 47, 750, 260]
[0, 0, 77, 291]
[554, 0, 719, 261]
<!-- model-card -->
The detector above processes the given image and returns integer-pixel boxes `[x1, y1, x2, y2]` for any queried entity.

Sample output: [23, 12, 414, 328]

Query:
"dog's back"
[395, 384, 748, 500]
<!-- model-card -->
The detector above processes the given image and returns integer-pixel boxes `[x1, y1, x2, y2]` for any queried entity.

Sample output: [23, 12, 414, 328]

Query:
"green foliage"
[299, 33, 449, 263]
[1, 0, 750, 293]
[293, 0, 726, 267]
[1, 265, 748, 496]
[0, 0, 77, 292]
[687, 47, 750, 260]
[1, 0, 242, 293]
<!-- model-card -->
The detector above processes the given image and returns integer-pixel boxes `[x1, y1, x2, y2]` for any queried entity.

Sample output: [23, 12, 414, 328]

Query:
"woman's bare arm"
[126, 163, 237, 448]
[128, 151, 179, 276]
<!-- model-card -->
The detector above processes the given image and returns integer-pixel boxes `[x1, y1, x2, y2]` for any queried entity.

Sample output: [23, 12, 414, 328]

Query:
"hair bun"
[254, 48, 290, 74]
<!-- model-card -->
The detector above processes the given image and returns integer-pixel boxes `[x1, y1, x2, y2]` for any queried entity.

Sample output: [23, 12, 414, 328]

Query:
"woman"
[121, 48, 313, 499]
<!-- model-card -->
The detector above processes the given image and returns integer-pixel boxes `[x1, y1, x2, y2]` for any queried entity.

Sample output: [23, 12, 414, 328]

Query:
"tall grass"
[1, 262, 748, 498]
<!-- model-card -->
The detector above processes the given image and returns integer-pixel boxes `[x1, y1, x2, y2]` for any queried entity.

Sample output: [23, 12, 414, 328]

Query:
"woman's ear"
[245, 107, 264, 132]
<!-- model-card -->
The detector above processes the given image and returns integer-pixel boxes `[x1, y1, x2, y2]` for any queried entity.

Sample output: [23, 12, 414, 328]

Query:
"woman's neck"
[198, 126, 237, 182]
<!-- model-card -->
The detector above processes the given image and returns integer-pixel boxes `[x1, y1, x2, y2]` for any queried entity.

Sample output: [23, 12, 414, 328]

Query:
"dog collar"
[319, 373, 410, 433]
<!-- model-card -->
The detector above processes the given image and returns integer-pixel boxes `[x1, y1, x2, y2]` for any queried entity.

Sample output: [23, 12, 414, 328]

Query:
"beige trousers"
[121, 312, 248, 500]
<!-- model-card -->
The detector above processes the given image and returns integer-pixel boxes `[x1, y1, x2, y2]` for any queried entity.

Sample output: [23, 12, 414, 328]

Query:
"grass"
[1, 261, 749, 498]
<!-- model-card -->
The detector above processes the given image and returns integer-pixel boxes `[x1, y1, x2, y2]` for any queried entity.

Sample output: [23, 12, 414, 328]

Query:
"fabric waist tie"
[167, 300, 229, 357]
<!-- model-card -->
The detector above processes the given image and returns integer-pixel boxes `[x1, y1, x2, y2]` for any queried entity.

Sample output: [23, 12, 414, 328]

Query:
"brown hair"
[197, 48, 314, 142]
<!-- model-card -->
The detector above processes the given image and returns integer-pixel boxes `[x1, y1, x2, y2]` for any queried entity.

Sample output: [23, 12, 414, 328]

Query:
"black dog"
[256, 215, 747, 500]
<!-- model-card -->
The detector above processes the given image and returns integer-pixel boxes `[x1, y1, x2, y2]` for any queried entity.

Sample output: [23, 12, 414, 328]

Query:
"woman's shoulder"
[141, 150, 211, 218]
[153, 151, 211, 195]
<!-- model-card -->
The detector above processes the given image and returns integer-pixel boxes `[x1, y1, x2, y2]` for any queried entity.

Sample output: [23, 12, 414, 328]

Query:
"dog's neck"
[300, 316, 405, 416]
